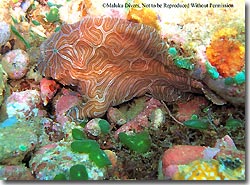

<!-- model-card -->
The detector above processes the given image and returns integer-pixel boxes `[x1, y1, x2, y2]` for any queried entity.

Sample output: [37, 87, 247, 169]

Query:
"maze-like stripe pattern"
[38, 17, 202, 118]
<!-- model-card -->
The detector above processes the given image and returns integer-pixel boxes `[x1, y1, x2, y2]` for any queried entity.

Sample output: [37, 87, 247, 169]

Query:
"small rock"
[114, 98, 163, 139]
[6, 90, 41, 119]
[85, 118, 102, 136]
[107, 107, 126, 125]
[1, 49, 30, 80]
[161, 135, 245, 180]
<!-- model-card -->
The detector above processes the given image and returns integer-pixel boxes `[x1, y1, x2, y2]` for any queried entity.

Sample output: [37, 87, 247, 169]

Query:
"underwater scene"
[0, 0, 245, 181]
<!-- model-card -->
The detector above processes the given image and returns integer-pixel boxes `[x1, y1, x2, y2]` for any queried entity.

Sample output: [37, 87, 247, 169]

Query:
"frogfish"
[38, 17, 243, 119]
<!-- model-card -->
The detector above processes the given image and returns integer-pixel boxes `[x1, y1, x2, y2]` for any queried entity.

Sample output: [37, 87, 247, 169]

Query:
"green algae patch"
[45, 6, 60, 23]
[205, 61, 219, 79]
[71, 139, 99, 154]
[89, 149, 112, 168]
[70, 164, 88, 180]
[168, 47, 178, 56]
[0, 64, 8, 107]
[98, 119, 111, 135]
[183, 119, 209, 130]
[225, 118, 243, 130]
[234, 71, 245, 85]
[72, 128, 86, 140]
[54, 173, 67, 180]
[174, 58, 194, 70]
[119, 131, 152, 154]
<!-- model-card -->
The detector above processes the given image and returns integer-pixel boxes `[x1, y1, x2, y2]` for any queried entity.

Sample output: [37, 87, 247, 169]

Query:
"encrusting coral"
[206, 28, 245, 77]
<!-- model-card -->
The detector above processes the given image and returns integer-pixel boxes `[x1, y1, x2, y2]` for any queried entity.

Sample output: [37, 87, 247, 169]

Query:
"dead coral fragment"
[206, 28, 245, 77]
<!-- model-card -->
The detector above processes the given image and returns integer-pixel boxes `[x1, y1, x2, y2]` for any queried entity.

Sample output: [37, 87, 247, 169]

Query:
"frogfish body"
[38, 17, 213, 119]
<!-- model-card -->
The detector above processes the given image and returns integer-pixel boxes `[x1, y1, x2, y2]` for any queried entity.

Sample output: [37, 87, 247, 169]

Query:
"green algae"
[98, 119, 110, 135]
[234, 71, 245, 85]
[10, 25, 31, 49]
[71, 130, 111, 168]
[205, 61, 219, 79]
[224, 77, 235, 85]
[174, 58, 194, 70]
[0, 65, 7, 107]
[70, 164, 88, 180]
[45, 6, 60, 23]
[168, 47, 178, 56]
[53, 173, 67, 180]
[183, 119, 209, 130]
[72, 128, 86, 140]
[225, 117, 243, 130]
[71, 139, 99, 153]
[119, 131, 152, 154]
[89, 149, 111, 168]
[31, 20, 41, 26]
[119, 97, 146, 121]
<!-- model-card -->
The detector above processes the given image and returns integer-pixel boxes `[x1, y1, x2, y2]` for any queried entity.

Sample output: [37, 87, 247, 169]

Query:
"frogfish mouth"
[38, 17, 242, 120]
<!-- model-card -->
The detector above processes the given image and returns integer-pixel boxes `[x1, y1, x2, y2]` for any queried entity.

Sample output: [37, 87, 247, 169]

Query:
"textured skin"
[38, 17, 204, 119]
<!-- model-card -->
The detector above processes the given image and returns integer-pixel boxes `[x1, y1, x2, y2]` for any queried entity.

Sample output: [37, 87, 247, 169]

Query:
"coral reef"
[127, 0, 160, 30]
[0, 0, 245, 181]
[172, 158, 244, 180]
